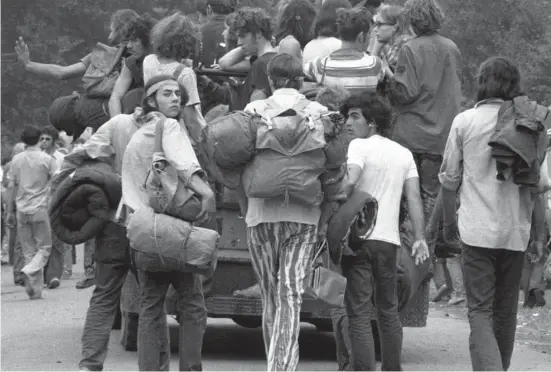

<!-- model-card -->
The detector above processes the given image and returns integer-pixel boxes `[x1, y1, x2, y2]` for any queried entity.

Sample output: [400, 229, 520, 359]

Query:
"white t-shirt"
[142, 54, 200, 107]
[347, 135, 418, 245]
[302, 37, 342, 65]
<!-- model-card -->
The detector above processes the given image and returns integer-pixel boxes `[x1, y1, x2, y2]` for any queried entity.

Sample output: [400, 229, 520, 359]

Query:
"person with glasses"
[370, 5, 414, 71]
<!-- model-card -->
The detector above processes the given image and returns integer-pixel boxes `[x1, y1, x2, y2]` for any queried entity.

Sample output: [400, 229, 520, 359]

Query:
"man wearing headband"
[122, 74, 214, 371]
[60, 74, 207, 371]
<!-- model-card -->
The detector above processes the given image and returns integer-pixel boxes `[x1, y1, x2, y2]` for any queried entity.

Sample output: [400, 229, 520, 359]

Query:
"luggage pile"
[203, 97, 349, 205]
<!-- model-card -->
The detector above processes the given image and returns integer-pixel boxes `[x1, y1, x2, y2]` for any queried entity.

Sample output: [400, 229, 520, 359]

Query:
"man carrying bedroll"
[58, 74, 214, 371]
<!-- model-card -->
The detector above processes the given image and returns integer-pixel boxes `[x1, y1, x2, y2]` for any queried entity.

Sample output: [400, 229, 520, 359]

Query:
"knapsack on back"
[242, 98, 327, 206]
[82, 43, 125, 98]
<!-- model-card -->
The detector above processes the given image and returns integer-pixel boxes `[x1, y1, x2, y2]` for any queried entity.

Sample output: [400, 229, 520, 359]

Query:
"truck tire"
[120, 310, 139, 351]
[232, 316, 262, 328]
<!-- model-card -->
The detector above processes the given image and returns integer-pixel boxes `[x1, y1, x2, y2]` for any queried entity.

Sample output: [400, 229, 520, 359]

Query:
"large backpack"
[242, 98, 327, 206]
[82, 43, 125, 98]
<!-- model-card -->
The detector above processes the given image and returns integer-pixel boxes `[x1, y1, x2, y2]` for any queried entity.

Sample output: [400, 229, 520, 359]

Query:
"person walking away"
[242, 53, 330, 371]
[39, 126, 68, 289]
[339, 91, 429, 370]
[439, 57, 551, 371]
[5, 126, 57, 300]
[121, 75, 215, 371]
[304, 7, 385, 95]
[2, 143, 26, 285]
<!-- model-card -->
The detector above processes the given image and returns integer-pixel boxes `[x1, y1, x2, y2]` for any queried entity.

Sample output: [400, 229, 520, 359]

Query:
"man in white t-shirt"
[340, 91, 429, 371]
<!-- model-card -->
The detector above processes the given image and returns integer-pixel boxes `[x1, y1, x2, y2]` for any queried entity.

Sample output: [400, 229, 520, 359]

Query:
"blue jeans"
[134, 258, 207, 371]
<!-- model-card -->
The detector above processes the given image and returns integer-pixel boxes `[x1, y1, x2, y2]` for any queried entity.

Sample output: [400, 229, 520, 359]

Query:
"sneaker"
[448, 294, 466, 306]
[48, 278, 60, 289]
[76, 277, 96, 290]
[23, 274, 36, 298]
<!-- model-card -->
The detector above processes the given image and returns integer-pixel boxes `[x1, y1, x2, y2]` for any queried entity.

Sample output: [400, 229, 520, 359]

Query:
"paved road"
[2, 251, 550, 371]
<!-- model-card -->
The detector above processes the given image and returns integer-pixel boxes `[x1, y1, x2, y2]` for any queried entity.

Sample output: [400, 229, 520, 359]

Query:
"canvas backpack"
[242, 97, 327, 206]
[82, 43, 125, 98]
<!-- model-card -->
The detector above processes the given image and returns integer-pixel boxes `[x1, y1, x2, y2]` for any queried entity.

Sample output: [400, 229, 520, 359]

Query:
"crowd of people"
[2, 0, 551, 371]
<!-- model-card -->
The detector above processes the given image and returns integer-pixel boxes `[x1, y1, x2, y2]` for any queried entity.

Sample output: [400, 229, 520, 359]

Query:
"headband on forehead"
[145, 77, 178, 97]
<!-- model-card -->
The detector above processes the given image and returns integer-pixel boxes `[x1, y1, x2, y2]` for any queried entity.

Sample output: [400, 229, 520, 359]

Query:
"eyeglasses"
[373, 21, 395, 28]
[40, 136, 53, 142]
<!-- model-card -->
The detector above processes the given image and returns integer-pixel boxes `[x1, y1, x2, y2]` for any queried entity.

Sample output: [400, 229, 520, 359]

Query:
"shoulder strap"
[105, 45, 126, 75]
[154, 117, 167, 153]
[172, 64, 186, 82]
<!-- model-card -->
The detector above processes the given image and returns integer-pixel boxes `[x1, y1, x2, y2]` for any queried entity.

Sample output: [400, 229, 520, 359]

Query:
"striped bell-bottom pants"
[247, 222, 317, 371]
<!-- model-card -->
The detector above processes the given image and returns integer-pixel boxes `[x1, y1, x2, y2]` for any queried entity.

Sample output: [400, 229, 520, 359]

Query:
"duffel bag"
[127, 207, 219, 276]
[205, 110, 259, 170]
[242, 98, 326, 206]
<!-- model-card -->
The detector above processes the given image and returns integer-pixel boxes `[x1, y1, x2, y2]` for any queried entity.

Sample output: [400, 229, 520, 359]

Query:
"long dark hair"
[313, 0, 353, 38]
[476, 57, 524, 102]
[275, 0, 317, 48]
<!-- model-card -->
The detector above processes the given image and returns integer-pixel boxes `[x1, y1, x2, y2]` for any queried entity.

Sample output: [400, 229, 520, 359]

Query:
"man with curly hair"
[218, 7, 277, 110]
[143, 13, 207, 147]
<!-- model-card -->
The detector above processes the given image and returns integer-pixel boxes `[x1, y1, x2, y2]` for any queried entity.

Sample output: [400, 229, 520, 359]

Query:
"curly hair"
[403, 0, 445, 35]
[109, 9, 139, 44]
[336, 7, 373, 42]
[313, 0, 352, 38]
[232, 7, 274, 41]
[476, 57, 524, 102]
[316, 85, 351, 111]
[224, 13, 239, 50]
[41, 126, 59, 142]
[151, 13, 201, 60]
[340, 91, 393, 137]
[274, 0, 317, 48]
[124, 13, 158, 49]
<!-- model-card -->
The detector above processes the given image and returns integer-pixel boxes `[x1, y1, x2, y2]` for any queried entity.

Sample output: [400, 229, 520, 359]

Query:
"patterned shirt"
[304, 48, 384, 94]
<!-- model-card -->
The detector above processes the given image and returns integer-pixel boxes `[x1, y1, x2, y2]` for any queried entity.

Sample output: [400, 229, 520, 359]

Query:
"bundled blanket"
[49, 161, 122, 245]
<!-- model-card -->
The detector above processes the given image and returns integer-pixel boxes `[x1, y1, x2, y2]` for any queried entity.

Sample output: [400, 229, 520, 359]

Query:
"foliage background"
[2, 0, 551, 162]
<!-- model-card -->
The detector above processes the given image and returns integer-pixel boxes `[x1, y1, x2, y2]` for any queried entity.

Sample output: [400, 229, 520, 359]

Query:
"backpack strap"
[172, 64, 186, 82]
[154, 116, 167, 154]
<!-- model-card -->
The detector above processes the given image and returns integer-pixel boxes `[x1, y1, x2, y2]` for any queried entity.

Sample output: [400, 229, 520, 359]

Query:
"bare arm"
[250, 89, 269, 102]
[108, 63, 133, 117]
[404, 177, 425, 241]
[218, 46, 248, 70]
[343, 164, 362, 197]
[15, 36, 87, 80]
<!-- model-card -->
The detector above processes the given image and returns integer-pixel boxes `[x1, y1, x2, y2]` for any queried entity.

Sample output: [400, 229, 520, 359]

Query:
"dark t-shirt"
[199, 16, 227, 66]
[235, 52, 277, 111]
